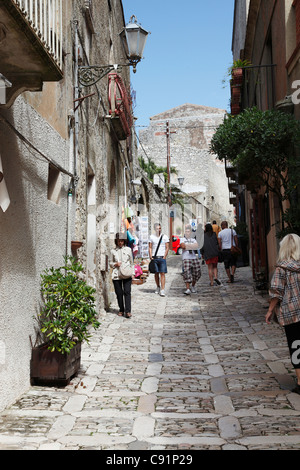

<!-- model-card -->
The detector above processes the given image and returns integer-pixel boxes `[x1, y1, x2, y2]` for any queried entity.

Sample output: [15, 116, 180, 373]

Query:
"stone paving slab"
[0, 256, 300, 451]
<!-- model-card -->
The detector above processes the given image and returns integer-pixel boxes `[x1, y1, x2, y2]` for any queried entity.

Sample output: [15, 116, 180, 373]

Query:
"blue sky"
[122, 0, 235, 129]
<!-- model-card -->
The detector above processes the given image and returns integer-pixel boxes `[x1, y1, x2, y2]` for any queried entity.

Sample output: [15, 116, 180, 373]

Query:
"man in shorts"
[149, 223, 169, 297]
[218, 221, 239, 283]
[180, 224, 201, 295]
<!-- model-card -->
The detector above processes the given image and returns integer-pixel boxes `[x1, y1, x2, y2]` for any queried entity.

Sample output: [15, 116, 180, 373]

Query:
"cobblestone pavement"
[1, 256, 300, 451]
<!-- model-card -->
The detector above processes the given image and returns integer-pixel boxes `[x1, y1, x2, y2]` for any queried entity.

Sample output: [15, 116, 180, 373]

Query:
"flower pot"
[71, 241, 83, 255]
[30, 342, 81, 386]
[232, 67, 243, 85]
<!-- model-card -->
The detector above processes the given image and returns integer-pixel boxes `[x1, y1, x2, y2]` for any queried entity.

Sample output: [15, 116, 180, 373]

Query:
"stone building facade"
[231, 0, 300, 282]
[138, 104, 234, 233]
[0, 0, 136, 411]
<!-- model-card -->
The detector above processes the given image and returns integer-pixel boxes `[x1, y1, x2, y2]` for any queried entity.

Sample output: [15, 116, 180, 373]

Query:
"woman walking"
[265, 234, 300, 394]
[202, 223, 221, 286]
[111, 233, 134, 318]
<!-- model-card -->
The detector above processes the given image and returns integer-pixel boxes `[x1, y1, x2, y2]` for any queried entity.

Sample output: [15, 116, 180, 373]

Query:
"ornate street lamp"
[178, 176, 184, 187]
[78, 15, 149, 87]
[129, 178, 142, 204]
[119, 15, 149, 73]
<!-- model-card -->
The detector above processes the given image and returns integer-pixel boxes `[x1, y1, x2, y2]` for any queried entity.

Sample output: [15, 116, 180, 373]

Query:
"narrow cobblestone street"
[1, 256, 300, 451]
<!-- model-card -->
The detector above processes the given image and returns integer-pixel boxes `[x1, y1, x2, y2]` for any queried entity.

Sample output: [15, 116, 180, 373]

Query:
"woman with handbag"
[265, 234, 300, 394]
[110, 233, 134, 318]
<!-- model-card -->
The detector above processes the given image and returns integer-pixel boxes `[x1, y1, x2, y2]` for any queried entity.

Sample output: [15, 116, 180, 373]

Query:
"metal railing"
[12, 0, 63, 69]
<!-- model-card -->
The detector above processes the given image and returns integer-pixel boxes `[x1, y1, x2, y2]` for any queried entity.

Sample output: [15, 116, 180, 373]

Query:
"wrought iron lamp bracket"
[78, 65, 124, 87]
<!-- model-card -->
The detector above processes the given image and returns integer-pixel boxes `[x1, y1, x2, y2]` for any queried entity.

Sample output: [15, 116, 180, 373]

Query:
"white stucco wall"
[0, 96, 72, 411]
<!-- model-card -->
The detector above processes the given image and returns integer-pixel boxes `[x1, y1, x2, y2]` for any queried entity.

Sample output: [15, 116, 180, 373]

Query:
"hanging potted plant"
[222, 59, 251, 87]
[30, 256, 100, 386]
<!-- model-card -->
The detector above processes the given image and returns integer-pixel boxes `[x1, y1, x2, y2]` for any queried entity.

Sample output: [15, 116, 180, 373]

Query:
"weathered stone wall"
[70, 0, 133, 311]
[138, 104, 234, 226]
[0, 0, 133, 412]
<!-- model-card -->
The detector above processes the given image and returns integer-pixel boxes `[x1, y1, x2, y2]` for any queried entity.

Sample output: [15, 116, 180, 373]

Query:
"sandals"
[118, 312, 132, 318]
[214, 278, 221, 285]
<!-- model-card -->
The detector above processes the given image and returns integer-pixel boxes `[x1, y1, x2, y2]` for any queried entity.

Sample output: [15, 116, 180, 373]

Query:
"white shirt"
[110, 246, 134, 280]
[218, 228, 237, 250]
[180, 236, 198, 260]
[149, 234, 169, 257]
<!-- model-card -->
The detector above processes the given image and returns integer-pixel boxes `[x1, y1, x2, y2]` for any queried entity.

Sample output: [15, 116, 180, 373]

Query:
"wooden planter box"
[132, 278, 144, 285]
[30, 342, 81, 386]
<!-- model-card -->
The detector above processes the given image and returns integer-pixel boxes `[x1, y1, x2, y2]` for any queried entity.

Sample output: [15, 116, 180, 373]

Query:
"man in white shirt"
[180, 224, 201, 295]
[218, 221, 239, 283]
[149, 223, 169, 296]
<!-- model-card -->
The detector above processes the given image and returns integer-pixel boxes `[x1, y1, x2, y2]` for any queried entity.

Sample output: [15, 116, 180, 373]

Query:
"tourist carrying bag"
[230, 229, 242, 256]
[118, 250, 133, 279]
[149, 235, 163, 274]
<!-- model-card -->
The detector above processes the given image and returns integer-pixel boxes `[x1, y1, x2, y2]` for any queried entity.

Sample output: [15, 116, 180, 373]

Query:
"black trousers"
[113, 278, 132, 314]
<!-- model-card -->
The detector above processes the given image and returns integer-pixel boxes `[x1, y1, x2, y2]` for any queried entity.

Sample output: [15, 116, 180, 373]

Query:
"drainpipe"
[73, 20, 79, 184]
[65, 20, 80, 257]
[124, 165, 127, 208]
[66, 109, 75, 256]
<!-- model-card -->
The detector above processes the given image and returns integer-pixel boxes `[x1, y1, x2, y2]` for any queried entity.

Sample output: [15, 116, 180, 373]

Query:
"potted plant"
[222, 59, 251, 88]
[30, 256, 100, 386]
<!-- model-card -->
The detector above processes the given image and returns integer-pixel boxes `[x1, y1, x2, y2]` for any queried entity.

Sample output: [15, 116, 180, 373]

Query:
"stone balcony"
[0, 0, 63, 107]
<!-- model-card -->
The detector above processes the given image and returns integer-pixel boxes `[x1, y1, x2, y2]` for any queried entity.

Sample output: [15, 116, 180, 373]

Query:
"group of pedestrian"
[147, 219, 240, 295]
[110, 222, 300, 395]
[110, 220, 240, 318]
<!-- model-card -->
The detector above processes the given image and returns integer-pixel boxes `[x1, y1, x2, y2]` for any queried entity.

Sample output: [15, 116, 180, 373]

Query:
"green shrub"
[210, 107, 300, 237]
[39, 256, 100, 354]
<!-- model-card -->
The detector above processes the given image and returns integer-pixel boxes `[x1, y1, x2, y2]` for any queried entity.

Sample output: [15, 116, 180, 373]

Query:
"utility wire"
[0, 113, 75, 179]
[136, 124, 220, 129]
[134, 128, 152, 162]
